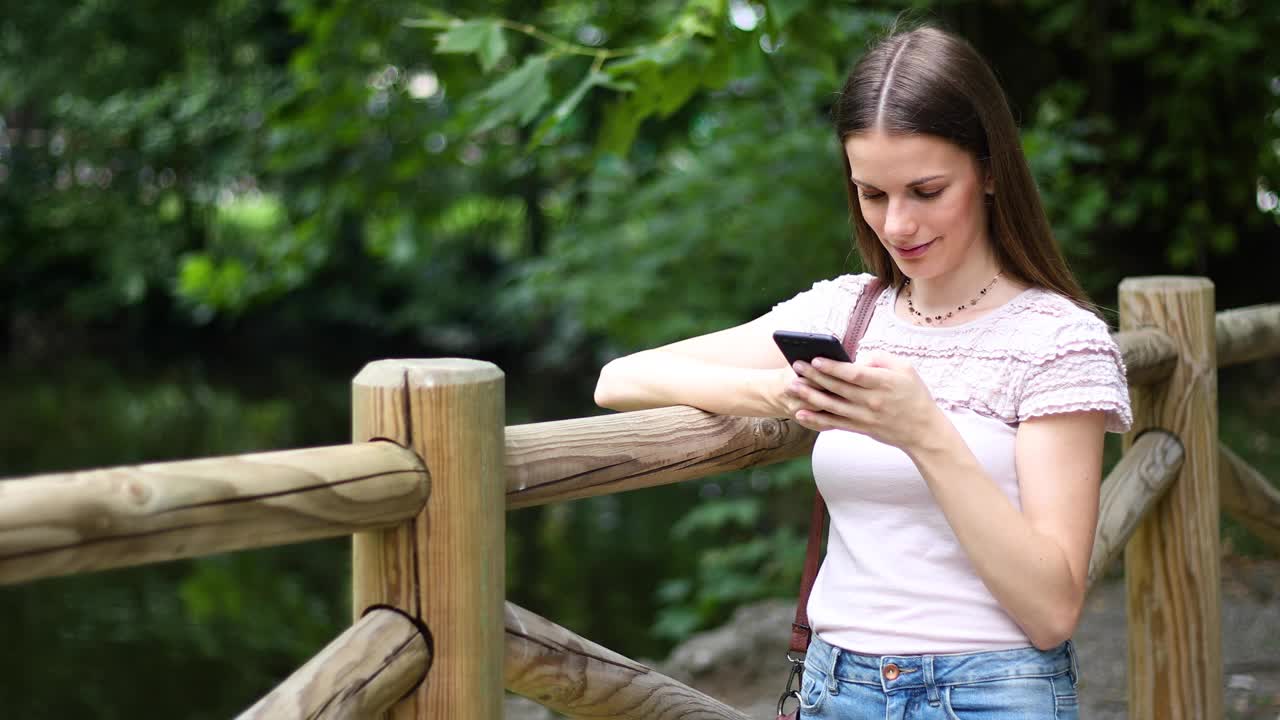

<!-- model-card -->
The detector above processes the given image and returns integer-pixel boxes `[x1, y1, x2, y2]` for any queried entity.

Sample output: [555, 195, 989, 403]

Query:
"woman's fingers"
[788, 379, 870, 423]
[797, 358, 893, 389]
[780, 376, 826, 415]
[795, 407, 872, 433]
[793, 363, 860, 399]
[793, 360, 888, 401]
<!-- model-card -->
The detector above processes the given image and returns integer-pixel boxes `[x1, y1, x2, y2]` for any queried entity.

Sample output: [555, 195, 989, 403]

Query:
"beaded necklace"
[904, 272, 1002, 326]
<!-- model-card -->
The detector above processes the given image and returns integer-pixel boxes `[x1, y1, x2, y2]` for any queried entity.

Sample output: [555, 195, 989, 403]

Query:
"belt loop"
[923, 655, 940, 705]
[826, 643, 841, 695]
[1065, 639, 1080, 689]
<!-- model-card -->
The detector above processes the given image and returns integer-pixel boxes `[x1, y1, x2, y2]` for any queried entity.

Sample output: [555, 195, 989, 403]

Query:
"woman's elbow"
[593, 358, 629, 410]
[1028, 600, 1084, 651]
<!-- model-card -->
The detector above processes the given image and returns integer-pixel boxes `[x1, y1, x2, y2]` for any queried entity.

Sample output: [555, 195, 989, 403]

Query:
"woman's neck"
[906, 254, 1005, 314]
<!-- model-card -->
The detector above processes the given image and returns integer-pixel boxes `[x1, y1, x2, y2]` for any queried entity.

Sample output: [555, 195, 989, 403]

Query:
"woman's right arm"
[593, 314, 805, 417]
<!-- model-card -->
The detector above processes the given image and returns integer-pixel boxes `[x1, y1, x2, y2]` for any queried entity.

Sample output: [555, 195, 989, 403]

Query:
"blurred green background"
[2, 0, 1278, 716]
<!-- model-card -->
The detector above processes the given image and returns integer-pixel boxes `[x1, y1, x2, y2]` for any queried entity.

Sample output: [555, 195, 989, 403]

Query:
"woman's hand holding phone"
[770, 329, 942, 448]
[787, 349, 943, 450]
[769, 330, 852, 420]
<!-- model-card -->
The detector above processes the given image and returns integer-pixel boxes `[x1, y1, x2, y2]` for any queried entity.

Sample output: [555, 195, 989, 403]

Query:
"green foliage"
[435, 19, 510, 72]
[651, 460, 812, 640]
[0, 0, 289, 326]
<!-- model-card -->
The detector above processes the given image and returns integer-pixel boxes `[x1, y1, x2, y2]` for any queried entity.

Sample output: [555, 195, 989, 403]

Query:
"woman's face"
[844, 131, 993, 281]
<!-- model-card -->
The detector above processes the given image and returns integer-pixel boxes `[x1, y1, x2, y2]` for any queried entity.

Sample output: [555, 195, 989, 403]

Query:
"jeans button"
[883, 663, 900, 681]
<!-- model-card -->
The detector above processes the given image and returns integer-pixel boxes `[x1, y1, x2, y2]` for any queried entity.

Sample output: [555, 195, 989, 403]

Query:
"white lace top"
[769, 273, 1133, 654]
[770, 273, 1133, 432]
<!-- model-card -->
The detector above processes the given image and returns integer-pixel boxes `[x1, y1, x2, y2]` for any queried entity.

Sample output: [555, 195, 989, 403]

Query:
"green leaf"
[435, 19, 507, 73]
[478, 28, 508, 73]
[596, 92, 652, 157]
[655, 67, 702, 117]
[605, 39, 689, 76]
[473, 55, 553, 132]
[528, 70, 610, 149]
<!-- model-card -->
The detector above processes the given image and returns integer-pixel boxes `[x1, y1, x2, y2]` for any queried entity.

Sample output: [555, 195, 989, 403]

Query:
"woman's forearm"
[594, 351, 785, 417]
[907, 415, 1085, 650]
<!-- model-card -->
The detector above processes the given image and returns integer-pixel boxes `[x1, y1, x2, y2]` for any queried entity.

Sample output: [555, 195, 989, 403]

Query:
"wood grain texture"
[1119, 276, 1222, 720]
[504, 601, 751, 720]
[0, 442, 426, 585]
[1216, 303, 1280, 368]
[1220, 444, 1280, 551]
[1113, 329, 1178, 385]
[1087, 430, 1184, 590]
[352, 359, 505, 720]
[237, 608, 431, 720]
[505, 407, 816, 509]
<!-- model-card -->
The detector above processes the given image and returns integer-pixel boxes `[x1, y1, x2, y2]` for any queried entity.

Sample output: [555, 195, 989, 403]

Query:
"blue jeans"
[798, 634, 1079, 719]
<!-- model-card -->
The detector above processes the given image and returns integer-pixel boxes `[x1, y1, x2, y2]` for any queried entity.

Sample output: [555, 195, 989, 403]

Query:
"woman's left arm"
[907, 409, 1103, 651]
[791, 352, 1105, 650]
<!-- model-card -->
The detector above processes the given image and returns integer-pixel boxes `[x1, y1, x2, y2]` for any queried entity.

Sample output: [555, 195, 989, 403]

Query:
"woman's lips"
[895, 238, 936, 259]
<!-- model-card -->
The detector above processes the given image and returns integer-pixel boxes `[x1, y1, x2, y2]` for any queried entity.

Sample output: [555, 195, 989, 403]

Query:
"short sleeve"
[1017, 315, 1133, 433]
[768, 274, 872, 337]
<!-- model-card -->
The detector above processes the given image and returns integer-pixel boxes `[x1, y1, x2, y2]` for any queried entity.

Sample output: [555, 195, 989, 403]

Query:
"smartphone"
[772, 330, 852, 366]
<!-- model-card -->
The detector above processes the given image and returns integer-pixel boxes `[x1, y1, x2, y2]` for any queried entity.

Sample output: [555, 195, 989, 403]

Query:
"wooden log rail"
[1216, 303, 1280, 368]
[1114, 329, 1178, 386]
[506, 407, 815, 509]
[0, 442, 428, 585]
[238, 607, 431, 720]
[1220, 444, 1280, 550]
[1087, 430, 1184, 589]
[1113, 302, 1280, 385]
[505, 601, 751, 720]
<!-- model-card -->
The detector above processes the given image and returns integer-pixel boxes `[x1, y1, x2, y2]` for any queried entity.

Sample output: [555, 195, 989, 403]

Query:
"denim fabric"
[798, 634, 1079, 719]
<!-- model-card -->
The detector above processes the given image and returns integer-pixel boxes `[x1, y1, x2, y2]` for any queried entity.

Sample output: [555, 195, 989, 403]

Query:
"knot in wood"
[127, 481, 151, 505]
[754, 417, 785, 444]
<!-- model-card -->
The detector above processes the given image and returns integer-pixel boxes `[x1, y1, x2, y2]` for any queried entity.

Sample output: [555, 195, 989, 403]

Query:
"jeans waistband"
[804, 633, 1078, 693]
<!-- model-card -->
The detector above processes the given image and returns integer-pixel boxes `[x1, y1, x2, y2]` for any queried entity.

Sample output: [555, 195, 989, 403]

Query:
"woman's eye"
[859, 190, 885, 200]
[915, 187, 944, 199]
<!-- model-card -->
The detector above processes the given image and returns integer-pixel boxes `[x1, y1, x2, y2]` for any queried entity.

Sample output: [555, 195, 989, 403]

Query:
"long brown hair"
[832, 25, 1092, 310]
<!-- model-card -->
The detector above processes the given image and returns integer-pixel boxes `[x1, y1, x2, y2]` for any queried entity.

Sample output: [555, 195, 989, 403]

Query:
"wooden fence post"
[352, 359, 505, 720]
[1118, 277, 1221, 720]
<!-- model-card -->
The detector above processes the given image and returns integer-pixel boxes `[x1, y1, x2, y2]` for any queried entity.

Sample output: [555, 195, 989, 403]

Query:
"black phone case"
[772, 330, 852, 365]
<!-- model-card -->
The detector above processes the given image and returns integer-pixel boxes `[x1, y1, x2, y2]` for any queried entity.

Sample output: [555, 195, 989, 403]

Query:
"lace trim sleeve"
[1017, 314, 1134, 433]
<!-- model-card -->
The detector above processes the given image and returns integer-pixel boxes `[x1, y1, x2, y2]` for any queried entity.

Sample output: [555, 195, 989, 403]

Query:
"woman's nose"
[883, 197, 917, 239]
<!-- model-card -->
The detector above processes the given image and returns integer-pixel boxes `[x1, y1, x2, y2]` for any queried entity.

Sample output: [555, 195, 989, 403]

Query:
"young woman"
[593, 25, 1130, 720]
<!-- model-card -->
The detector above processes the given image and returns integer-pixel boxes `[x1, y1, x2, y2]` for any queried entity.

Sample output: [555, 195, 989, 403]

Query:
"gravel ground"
[505, 556, 1280, 719]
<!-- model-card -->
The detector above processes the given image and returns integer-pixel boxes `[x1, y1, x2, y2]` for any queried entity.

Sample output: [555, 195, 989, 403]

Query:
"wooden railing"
[0, 276, 1277, 720]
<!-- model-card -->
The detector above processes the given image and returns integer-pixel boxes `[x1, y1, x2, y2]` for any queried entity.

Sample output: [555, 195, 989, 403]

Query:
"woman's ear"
[979, 157, 995, 196]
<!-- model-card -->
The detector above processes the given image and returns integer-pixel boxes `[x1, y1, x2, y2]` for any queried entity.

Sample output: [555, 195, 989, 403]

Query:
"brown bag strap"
[788, 277, 885, 656]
